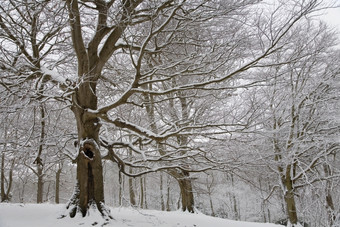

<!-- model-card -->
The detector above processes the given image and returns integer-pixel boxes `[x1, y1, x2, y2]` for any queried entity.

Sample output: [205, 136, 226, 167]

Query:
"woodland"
[0, 0, 339, 227]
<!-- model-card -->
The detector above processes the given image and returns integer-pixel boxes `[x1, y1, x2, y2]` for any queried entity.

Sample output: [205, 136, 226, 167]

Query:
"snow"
[0, 203, 284, 227]
[41, 67, 66, 84]
[80, 138, 100, 151]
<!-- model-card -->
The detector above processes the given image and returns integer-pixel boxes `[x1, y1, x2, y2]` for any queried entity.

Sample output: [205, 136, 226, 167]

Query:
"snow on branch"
[40, 67, 75, 91]
[41, 67, 65, 84]
[101, 140, 146, 161]
[102, 140, 212, 178]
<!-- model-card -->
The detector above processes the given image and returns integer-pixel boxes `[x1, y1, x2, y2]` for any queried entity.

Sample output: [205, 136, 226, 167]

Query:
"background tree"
[242, 22, 340, 226]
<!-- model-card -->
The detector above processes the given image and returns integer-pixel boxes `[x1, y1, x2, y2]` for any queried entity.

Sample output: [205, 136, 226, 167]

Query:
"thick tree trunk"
[166, 169, 195, 213]
[78, 143, 104, 214]
[67, 138, 108, 218]
[0, 153, 11, 202]
[284, 189, 298, 225]
[1, 136, 14, 203]
[282, 166, 298, 225]
[67, 81, 110, 219]
[177, 170, 194, 213]
[176, 97, 195, 213]
[325, 193, 335, 226]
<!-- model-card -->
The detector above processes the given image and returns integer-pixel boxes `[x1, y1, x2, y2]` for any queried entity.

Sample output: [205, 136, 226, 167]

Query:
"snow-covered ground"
[0, 203, 284, 227]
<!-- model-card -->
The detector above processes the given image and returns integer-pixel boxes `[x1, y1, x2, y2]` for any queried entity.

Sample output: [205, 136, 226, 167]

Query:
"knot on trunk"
[33, 157, 44, 166]
[80, 139, 98, 160]
[84, 147, 94, 159]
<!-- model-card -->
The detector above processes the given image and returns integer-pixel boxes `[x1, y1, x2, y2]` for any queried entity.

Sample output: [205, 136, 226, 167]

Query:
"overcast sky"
[321, 1, 340, 32]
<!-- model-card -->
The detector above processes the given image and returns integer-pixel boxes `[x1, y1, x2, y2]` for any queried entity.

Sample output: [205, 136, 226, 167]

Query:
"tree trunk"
[36, 103, 45, 204]
[206, 175, 215, 217]
[37, 165, 44, 203]
[324, 164, 336, 226]
[0, 153, 9, 202]
[1, 127, 15, 203]
[118, 174, 124, 206]
[209, 194, 215, 217]
[1, 153, 5, 202]
[283, 166, 298, 225]
[143, 83, 195, 212]
[67, 138, 107, 217]
[144, 177, 148, 209]
[129, 168, 136, 206]
[177, 170, 194, 213]
[160, 172, 165, 211]
[128, 148, 136, 206]
[18, 175, 28, 203]
[45, 181, 51, 202]
[55, 167, 62, 204]
[63, 0, 145, 217]
[140, 177, 144, 208]
[166, 175, 171, 211]
[284, 189, 298, 225]
[66, 81, 110, 218]
[230, 174, 239, 220]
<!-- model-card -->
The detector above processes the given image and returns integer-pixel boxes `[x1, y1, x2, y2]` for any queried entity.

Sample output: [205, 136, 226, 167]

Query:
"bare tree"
[0, 0, 327, 220]
[246, 23, 340, 226]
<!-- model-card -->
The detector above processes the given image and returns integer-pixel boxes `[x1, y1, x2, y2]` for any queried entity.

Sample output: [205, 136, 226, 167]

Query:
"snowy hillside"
[0, 203, 284, 227]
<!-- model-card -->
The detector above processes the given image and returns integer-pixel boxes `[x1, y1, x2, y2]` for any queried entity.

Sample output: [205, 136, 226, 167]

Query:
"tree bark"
[230, 174, 239, 220]
[283, 165, 298, 225]
[166, 175, 171, 211]
[1, 153, 5, 202]
[176, 96, 195, 213]
[129, 167, 136, 206]
[118, 174, 124, 206]
[177, 170, 194, 213]
[0, 153, 12, 202]
[37, 165, 44, 203]
[209, 194, 215, 217]
[36, 103, 45, 204]
[64, 0, 112, 217]
[67, 138, 108, 218]
[55, 167, 62, 204]
[1, 126, 14, 203]
[160, 172, 165, 211]
[324, 164, 336, 226]
[284, 189, 298, 225]
[140, 177, 144, 208]
[206, 176, 215, 217]
[144, 177, 148, 209]
[66, 81, 110, 218]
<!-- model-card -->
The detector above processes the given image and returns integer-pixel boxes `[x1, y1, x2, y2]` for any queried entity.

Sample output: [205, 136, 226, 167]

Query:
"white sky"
[320, 1, 340, 32]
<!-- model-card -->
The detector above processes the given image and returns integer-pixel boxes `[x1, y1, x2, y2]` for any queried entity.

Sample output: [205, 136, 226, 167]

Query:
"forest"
[0, 0, 339, 227]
